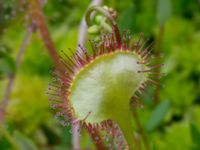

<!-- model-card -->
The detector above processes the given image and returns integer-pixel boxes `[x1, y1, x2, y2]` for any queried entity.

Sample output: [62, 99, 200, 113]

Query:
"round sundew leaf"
[47, 7, 158, 149]
[68, 51, 149, 149]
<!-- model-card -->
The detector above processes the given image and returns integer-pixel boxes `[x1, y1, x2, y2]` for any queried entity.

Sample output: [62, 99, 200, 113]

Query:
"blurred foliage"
[190, 124, 200, 150]
[0, 0, 200, 149]
[146, 100, 170, 132]
[0, 47, 16, 79]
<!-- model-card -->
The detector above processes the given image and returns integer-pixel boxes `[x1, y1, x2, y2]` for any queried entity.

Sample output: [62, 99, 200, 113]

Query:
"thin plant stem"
[0, 25, 34, 123]
[154, 24, 165, 104]
[28, 0, 62, 68]
[134, 132, 142, 150]
[132, 109, 150, 150]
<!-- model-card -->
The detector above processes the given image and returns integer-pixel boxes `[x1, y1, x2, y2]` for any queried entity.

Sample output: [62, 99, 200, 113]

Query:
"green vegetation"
[0, 0, 200, 149]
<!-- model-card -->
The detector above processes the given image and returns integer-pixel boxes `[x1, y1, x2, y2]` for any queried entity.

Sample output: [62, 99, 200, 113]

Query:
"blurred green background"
[0, 0, 200, 150]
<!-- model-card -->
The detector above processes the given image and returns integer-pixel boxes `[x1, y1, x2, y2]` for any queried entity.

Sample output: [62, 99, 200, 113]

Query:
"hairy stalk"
[0, 25, 34, 123]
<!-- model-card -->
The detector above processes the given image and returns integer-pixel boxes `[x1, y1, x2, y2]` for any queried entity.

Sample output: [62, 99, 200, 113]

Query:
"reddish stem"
[28, 0, 61, 68]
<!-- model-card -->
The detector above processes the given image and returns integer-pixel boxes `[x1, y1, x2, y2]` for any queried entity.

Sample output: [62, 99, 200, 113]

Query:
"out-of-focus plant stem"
[73, 0, 104, 150]
[0, 0, 62, 123]
[0, 25, 35, 123]
[132, 109, 150, 150]
[0, 125, 20, 150]
[154, 24, 165, 105]
[28, 0, 62, 68]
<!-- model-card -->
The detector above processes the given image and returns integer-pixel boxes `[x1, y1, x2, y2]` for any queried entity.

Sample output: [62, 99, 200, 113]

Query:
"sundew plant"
[1, 1, 199, 150]
[48, 6, 162, 150]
